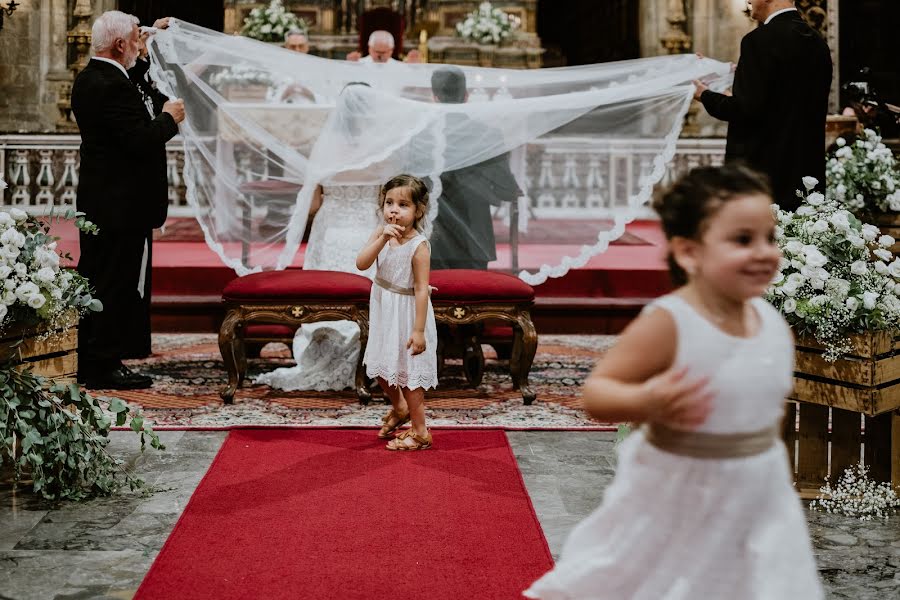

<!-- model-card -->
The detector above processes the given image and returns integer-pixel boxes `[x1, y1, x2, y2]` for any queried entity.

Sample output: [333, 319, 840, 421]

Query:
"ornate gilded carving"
[660, 0, 691, 55]
[57, 0, 94, 131]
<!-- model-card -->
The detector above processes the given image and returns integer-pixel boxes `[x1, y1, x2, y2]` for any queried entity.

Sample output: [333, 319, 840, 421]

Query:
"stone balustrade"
[1, 134, 726, 219]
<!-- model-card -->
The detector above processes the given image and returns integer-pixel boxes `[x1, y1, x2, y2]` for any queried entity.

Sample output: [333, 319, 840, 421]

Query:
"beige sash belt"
[374, 277, 415, 296]
[643, 423, 778, 459]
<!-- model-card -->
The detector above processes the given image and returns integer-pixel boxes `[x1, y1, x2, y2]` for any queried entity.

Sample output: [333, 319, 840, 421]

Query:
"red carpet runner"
[135, 429, 554, 599]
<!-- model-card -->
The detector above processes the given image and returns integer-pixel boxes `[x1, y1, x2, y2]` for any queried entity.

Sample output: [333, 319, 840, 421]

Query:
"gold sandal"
[386, 429, 432, 451]
[378, 409, 411, 439]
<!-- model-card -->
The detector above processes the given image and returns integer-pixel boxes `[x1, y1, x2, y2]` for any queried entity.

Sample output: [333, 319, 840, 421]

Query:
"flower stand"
[0, 314, 78, 384]
[786, 331, 900, 496]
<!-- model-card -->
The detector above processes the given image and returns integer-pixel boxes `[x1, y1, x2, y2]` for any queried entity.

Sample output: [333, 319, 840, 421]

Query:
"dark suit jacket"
[700, 11, 832, 210]
[431, 114, 521, 267]
[129, 57, 169, 117]
[72, 59, 179, 231]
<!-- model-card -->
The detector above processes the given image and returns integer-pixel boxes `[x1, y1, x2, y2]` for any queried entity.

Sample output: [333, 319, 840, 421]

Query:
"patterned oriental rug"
[96, 334, 617, 430]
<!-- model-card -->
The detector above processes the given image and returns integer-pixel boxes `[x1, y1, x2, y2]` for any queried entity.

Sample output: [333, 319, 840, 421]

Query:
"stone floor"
[1, 431, 898, 599]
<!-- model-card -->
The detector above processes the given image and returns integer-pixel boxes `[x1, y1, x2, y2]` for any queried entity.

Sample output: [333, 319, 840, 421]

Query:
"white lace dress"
[363, 234, 438, 390]
[255, 184, 379, 391]
[524, 295, 823, 600]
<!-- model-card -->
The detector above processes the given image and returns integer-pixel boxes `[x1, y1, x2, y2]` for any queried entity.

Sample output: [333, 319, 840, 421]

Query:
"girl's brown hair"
[378, 174, 430, 232]
[651, 163, 773, 286]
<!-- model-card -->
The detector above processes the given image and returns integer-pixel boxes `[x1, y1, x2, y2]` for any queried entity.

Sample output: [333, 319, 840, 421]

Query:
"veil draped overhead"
[148, 20, 732, 283]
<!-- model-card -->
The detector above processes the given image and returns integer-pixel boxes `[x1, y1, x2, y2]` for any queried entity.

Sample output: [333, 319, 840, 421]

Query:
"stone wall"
[0, 0, 115, 133]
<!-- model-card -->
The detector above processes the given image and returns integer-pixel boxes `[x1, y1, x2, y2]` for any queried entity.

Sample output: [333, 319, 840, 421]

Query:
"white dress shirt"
[765, 7, 798, 25]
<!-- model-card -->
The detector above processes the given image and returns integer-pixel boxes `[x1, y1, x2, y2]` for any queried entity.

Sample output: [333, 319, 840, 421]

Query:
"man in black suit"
[72, 10, 184, 389]
[694, 0, 832, 211]
[429, 66, 521, 270]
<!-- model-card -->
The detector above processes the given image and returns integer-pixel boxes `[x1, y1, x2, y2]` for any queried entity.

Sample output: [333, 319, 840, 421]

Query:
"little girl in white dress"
[356, 174, 438, 450]
[525, 165, 823, 599]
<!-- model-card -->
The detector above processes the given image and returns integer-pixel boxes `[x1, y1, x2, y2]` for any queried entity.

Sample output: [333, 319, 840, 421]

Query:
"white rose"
[783, 240, 804, 255]
[879, 235, 895, 248]
[9, 208, 26, 222]
[782, 283, 799, 297]
[889, 259, 900, 279]
[850, 261, 868, 276]
[846, 297, 860, 311]
[0, 265, 10, 279]
[803, 247, 828, 268]
[862, 224, 880, 241]
[15, 281, 39, 302]
[829, 212, 851, 231]
[771, 271, 785, 285]
[14, 263, 26, 277]
[863, 291, 879, 310]
[34, 266, 56, 284]
[810, 277, 825, 290]
[849, 235, 866, 248]
[1, 244, 19, 260]
[806, 192, 825, 206]
[0, 212, 12, 226]
[874, 248, 893, 262]
[810, 219, 829, 233]
[796, 205, 817, 216]
[782, 298, 797, 313]
[26, 293, 46, 309]
[875, 261, 889, 275]
[836, 146, 852, 158]
[0, 303, 6, 321]
[3, 278, 15, 291]
[1, 291, 14, 305]
[836, 137, 846, 147]
[802, 176, 819, 191]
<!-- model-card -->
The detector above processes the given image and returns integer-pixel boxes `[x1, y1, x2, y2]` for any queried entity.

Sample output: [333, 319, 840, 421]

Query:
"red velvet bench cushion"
[222, 270, 372, 303]
[430, 270, 534, 304]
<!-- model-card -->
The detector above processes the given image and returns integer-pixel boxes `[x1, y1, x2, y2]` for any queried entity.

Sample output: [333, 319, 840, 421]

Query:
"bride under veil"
[146, 20, 733, 391]
[256, 84, 397, 392]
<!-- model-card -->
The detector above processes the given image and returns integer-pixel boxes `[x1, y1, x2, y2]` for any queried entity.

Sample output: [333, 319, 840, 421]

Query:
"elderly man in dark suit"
[429, 66, 521, 270]
[694, 0, 832, 211]
[72, 10, 184, 389]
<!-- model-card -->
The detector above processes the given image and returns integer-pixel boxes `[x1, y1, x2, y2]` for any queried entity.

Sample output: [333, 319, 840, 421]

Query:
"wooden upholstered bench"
[218, 270, 373, 405]
[430, 270, 538, 404]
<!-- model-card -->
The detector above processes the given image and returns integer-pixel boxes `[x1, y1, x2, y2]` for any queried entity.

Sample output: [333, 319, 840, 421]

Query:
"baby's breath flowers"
[811, 463, 900, 521]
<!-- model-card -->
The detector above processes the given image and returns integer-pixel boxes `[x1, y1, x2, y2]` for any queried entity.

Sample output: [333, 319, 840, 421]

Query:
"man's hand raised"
[163, 99, 185, 124]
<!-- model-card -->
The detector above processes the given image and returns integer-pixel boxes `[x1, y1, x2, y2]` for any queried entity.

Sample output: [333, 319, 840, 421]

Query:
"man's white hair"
[284, 28, 308, 42]
[368, 30, 395, 48]
[91, 11, 139, 54]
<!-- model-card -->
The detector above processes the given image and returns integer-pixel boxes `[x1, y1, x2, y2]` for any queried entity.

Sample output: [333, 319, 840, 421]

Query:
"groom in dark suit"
[72, 10, 184, 389]
[694, 0, 832, 211]
[429, 67, 521, 270]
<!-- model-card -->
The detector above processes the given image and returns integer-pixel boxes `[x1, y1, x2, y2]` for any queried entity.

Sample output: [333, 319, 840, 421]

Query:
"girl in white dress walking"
[357, 174, 438, 450]
[525, 165, 823, 599]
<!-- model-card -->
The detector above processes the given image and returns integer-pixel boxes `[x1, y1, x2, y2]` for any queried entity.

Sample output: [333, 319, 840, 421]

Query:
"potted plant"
[0, 199, 164, 501]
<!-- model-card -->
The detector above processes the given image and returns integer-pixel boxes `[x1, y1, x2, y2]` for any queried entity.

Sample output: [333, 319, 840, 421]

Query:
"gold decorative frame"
[219, 301, 371, 404]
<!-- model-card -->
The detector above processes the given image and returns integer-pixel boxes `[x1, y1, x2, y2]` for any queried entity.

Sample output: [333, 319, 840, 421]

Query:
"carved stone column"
[57, 0, 93, 131]
[660, 0, 691, 54]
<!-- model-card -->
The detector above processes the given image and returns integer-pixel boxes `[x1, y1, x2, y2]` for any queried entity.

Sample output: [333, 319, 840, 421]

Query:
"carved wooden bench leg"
[511, 310, 538, 405]
[463, 332, 485, 387]
[218, 309, 245, 404]
[355, 311, 372, 405]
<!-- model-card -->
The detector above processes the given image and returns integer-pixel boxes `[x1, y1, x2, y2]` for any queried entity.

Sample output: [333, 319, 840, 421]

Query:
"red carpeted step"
[134, 429, 553, 600]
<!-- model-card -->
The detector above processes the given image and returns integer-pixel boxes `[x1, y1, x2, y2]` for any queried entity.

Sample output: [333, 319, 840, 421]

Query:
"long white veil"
[148, 20, 731, 283]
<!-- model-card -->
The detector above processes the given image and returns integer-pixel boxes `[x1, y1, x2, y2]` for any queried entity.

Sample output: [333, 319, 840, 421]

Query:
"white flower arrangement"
[826, 128, 900, 213]
[208, 63, 276, 90]
[767, 178, 900, 361]
[455, 2, 522, 45]
[811, 463, 900, 521]
[240, 0, 308, 43]
[0, 207, 101, 333]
